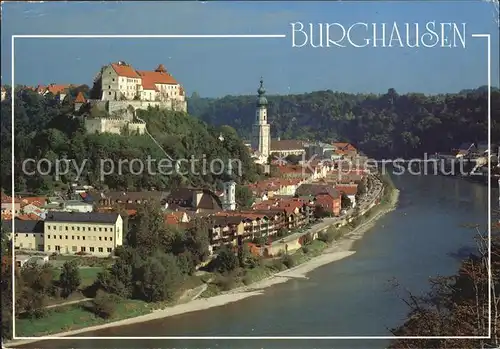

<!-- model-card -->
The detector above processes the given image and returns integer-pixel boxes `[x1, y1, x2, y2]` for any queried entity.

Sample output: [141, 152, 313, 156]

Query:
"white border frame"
[9, 32, 491, 341]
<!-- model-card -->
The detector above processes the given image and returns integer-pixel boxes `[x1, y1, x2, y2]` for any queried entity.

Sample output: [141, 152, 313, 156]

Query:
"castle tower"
[251, 78, 271, 161]
[222, 160, 236, 211]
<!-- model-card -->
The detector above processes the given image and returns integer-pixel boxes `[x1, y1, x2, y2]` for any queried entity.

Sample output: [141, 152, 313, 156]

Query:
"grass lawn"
[16, 298, 152, 337]
[51, 267, 104, 288]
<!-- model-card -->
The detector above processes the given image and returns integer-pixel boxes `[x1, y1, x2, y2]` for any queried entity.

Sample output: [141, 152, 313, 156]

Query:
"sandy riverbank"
[9, 189, 400, 347]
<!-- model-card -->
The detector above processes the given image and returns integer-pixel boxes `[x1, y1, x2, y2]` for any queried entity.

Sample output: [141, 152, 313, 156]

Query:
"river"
[17, 174, 491, 349]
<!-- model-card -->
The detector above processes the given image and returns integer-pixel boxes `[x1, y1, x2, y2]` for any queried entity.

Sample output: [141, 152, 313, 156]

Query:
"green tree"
[91, 290, 117, 319]
[214, 245, 238, 274]
[235, 185, 254, 209]
[341, 193, 352, 209]
[59, 260, 81, 298]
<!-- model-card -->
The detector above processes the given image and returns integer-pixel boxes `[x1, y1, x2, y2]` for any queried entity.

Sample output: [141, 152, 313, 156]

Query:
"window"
[104, 237, 107, 241]
[99, 228, 102, 232]
[104, 228, 107, 232]
[90, 247, 95, 252]
[55, 245, 60, 251]
[72, 236, 75, 240]
[82, 236, 85, 240]
[48, 235, 51, 239]
[77, 227, 80, 231]
[99, 237, 102, 241]
[47, 245, 51, 250]
[107, 248, 112, 253]
[108, 92, 111, 95]
[72, 227, 75, 231]
[72, 246, 77, 252]
[108, 85, 111, 89]
[110, 228, 113, 232]
[81, 247, 86, 252]
[59, 235, 62, 239]
[25, 234, 28, 237]
[110, 237, 113, 241]
[98, 247, 103, 253]
[65, 235, 68, 240]
[77, 236, 80, 240]
[65, 226, 68, 230]
[94, 227, 96, 231]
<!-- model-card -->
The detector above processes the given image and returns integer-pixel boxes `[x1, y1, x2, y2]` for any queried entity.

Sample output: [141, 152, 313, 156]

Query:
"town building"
[221, 161, 237, 211]
[44, 212, 123, 256]
[36, 84, 72, 102]
[165, 188, 223, 214]
[251, 79, 271, 164]
[1, 86, 6, 101]
[1, 194, 21, 216]
[4, 220, 45, 251]
[42, 199, 94, 213]
[270, 139, 306, 157]
[99, 61, 187, 112]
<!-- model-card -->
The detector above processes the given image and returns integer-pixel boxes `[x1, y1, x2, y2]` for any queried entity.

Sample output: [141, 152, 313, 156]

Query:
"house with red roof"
[333, 142, 358, 160]
[36, 83, 72, 102]
[99, 61, 187, 112]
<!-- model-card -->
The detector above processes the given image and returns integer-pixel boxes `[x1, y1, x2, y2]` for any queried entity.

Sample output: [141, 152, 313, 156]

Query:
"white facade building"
[99, 61, 187, 112]
[251, 79, 271, 164]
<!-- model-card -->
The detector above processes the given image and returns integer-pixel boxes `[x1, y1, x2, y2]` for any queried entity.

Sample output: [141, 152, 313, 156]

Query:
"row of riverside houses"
[2, 143, 370, 259]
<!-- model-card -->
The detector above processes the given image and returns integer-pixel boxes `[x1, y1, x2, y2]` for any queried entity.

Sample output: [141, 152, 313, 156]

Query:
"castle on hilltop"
[79, 61, 187, 135]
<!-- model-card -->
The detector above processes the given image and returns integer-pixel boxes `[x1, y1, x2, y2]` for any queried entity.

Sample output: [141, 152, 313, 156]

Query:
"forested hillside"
[188, 87, 500, 158]
[0, 88, 261, 194]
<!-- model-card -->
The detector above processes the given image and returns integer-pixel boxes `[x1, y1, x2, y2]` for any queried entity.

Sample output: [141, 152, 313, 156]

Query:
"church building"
[251, 79, 271, 164]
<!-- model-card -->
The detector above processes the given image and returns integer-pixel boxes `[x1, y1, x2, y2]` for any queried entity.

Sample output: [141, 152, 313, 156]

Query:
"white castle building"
[81, 61, 188, 135]
[99, 61, 187, 112]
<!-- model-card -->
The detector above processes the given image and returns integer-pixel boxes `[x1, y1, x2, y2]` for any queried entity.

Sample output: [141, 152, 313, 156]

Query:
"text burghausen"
[291, 21, 467, 48]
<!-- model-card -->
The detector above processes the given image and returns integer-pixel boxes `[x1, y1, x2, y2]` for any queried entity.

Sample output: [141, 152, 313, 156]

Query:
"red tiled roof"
[335, 184, 358, 196]
[137, 70, 178, 85]
[333, 142, 357, 154]
[140, 73, 159, 91]
[16, 214, 40, 221]
[20, 197, 46, 207]
[111, 63, 141, 78]
[1, 194, 20, 204]
[46, 84, 69, 95]
[75, 91, 87, 103]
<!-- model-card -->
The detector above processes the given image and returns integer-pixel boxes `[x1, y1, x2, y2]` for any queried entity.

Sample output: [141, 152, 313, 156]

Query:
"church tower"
[222, 160, 236, 211]
[251, 78, 271, 161]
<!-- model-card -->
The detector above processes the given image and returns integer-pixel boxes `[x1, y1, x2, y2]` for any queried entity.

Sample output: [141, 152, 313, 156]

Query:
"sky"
[1, 1, 499, 97]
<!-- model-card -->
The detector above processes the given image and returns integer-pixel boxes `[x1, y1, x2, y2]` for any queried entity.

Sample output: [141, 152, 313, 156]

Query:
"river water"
[18, 174, 491, 349]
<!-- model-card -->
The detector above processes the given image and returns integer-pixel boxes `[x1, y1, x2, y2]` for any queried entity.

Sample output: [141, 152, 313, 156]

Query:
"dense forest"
[0, 87, 261, 194]
[189, 87, 500, 158]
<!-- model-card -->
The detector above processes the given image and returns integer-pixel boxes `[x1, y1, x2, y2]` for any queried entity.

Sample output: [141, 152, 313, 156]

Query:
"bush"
[266, 258, 286, 271]
[301, 246, 310, 254]
[91, 290, 117, 319]
[282, 254, 295, 269]
[318, 229, 342, 244]
[214, 274, 236, 291]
